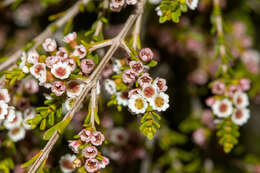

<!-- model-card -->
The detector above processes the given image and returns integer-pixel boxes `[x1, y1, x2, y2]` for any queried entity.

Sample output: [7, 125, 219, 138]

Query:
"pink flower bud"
[153, 77, 168, 92]
[68, 140, 81, 153]
[129, 61, 144, 76]
[80, 59, 95, 75]
[192, 129, 206, 147]
[42, 38, 57, 52]
[239, 78, 251, 91]
[122, 69, 136, 84]
[205, 97, 215, 107]
[91, 131, 105, 146]
[211, 81, 225, 95]
[51, 81, 66, 96]
[73, 45, 87, 59]
[99, 156, 110, 169]
[139, 48, 153, 62]
[63, 32, 77, 44]
[79, 129, 92, 143]
[137, 73, 152, 87]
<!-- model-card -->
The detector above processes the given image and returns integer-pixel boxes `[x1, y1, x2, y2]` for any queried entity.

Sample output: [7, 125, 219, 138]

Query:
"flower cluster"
[0, 88, 36, 142]
[206, 78, 251, 126]
[110, 0, 137, 12]
[18, 32, 96, 111]
[67, 129, 109, 172]
[105, 48, 169, 115]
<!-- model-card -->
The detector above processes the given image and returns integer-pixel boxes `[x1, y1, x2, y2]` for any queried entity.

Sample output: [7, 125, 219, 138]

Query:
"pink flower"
[188, 69, 208, 85]
[226, 85, 241, 98]
[56, 47, 69, 61]
[82, 146, 98, 159]
[91, 131, 105, 146]
[68, 140, 81, 153]
[139, 48, 153, 62]
[110, 0, 125, 11]
[51, 62, 71, 80]
[211, 81, 225, 95]
[239, 78, 250, 91]
[129, 61, 144, 76]
[122, 69, 135, 84]
[42, 38, 57, 52]
[201, 109, 215, 130]
[85, 159, 100, 173]
[99, 156, 110, 169]
[23, 78, 39, 94]
[30, 63, 47, 83]
[64, 58, 76, 71]
[51, 81, 66, 96]
[72, 45, 87, 59]
[63, 32, 77, 44]
[27, 50, 39, 64]
[205, 97, 215, 107]
[192, 129, 206, 147]
[102, 64, 113, 78]
[45, 56, 61, 68]
[137, 73, 153, 87]
[80, 59, 95, 75]
[153, 77, 168, 92]
[79, 129, 92, 142]
[66, 80, 84, 98]
[128, 88, 141, 98]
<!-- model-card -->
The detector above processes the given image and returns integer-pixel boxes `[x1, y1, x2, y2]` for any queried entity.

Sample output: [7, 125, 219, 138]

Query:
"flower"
[63, 32, 77, 44]
[59, 154, 76, 173]
[8, 127, 26, 142]
[91, 131, 105, 146]
[45, 56, 61, 68]
[150, 92, 169, 112]
[64, 98, 76, 111]
[239, 78, 251, 91]
[99, 156, 110, 169]
[4, 111, 23, 130]
[23, 78, 39, 94]
[56, 47, 69, 60]
[211, 81, 225, 95]
[109, 127, 129, 146]
[149, 0, 161, 4]
[226, 84, 241, 98]
[104, 79, 116, 95]
[0, 89, 10, 103]
[126, 0, 137, 5]
[19, 52, 29, 73]
[6, 106, 16, 122]
[66, 80, 84, 98]
[82, 146, 98, 159]
[80, 59, 95, 75]
[85, 159, 100, 173]
[139, 48, 153, 62]
[79, 129, 92, 143]
[51, 81, 66, 96]
[72, 45, 87, 59]
[23, 107, 36, 130]
[192, 128, 206, 147]
[212, 99, 233, 118]
[153, 77, 168, 92]
[128, 94, 148, 114]
[142, 84, 157, 100]
[128, 88, 141, 97]
[116, 92, 128, 106]
[110, 0, 125, 12]
[155, 6, 162, 16]
[42, 38, 57, 52]
[233, 91, 249, 108]
[51, 62, 71, 80]
[68, 140, 81, 153]
[205, 97, 215, 107]
[129, 61, 144, 76]
[27, 50, 39, 64]
[0, 101, 8, 120]
[231, 108, 250, 126]
[122, 69, 136, 84]
[186, 0, 199, 10]
[64, 58, 76, 71]
[112, 59, 122, 74]
[30, 63, 47, 83]
[137, 73, 153, 87]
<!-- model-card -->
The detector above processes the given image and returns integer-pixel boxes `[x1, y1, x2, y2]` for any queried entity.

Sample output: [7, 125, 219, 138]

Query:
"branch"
[0, 0, 89, 71]
[27, 0, 147, 172]
[0, 0, 16, 8]
[132, 14, 142, 50]
[90, 81, 98, 130]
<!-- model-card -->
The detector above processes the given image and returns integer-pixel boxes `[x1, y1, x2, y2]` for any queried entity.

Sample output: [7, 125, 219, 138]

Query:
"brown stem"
[0, 0, 89, 72]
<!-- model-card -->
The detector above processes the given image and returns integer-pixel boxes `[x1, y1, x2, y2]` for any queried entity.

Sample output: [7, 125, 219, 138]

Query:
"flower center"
[143, 87, 155, 98]
[62, 160, 73, 169]
[55, 67, 66, 77]
[135, 98, 144, 109]
[155, 96, 165, 107]
[235, 110, 243, 119]
[219, 103, 228, 113]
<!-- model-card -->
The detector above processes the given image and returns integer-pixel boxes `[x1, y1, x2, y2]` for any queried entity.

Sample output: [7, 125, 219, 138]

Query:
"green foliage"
[159, 0, 188, 23]
[0, 158, 14, 173]
[217, 118, 240, 153]
[4, 68, 27, 87]
[41, 0, 60, 7]
[179, 117, 203, 133]
[139, 109, 161, 140]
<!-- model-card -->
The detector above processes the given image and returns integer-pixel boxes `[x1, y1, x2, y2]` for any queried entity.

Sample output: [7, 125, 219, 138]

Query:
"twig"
[120, 40, 132, 56]
[132, 14, 142, 50]
[0, 0, 89, 72]
[0, 0, 16, 8]
[90, 81, 98, 130]
[27, 0, 147, 172]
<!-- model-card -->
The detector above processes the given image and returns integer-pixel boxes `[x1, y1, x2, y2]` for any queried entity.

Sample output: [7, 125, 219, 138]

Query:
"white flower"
[155, 6, 162, 16]
[63, 32, 77, 43]
[8, 127, 26, 142]
[112, 59, 122, 74]
[0, 89, 10, 103]
[51, 62, 71, 80]
[72, 45, 87, 59]
[23, 107, 36, 130]
[233, 91, 249, 108]
[59, 154, 76, 173]
[96, 81, 101, 95]
[30, 63, 47, 83]
[186, 0, 199, 10]
[0, 101, 8, 120]
[110, 127, 129, 146]
[150, 92, 169, 112]
[4, 111, 23, 130]
[66, 80, 84, 98]
[116, 92, 128, 106]
[6, 106, 16, 122]
[149, 0, 161, 4]
[27, 50, 39, 64]
[231, 108, 250, 126]
[42, 38, 57, 52]
[64, 98, 76, 111]
[19, 52, 29, 73]
[128, 94, 148, 114]
[212, 99, 233, 118]
[104, 79, 116, 95]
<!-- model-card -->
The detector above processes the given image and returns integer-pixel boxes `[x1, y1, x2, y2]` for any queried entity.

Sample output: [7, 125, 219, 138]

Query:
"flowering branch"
[0, 0, 89, 71]
[27, 0, 147, 172]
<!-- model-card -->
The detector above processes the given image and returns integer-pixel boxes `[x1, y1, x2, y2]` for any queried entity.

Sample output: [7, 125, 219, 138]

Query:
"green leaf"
[147, 60, 158, 67]
[42, 124, 58, 140]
